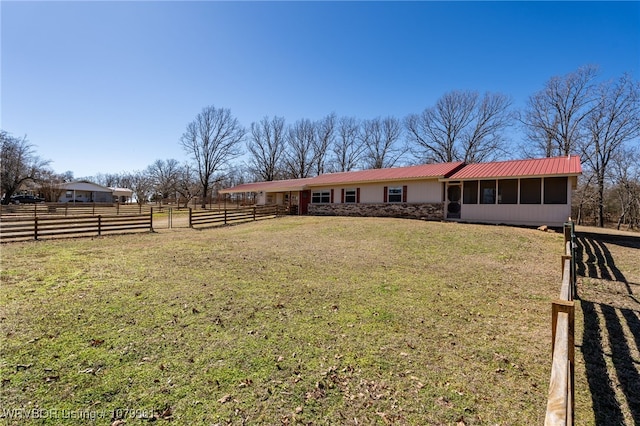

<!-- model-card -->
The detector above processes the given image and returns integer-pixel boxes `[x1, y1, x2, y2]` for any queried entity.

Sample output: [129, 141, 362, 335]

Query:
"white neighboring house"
[57, 181, 133, 203]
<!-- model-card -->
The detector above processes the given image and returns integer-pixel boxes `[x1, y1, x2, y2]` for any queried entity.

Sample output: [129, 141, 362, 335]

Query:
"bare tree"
[283, 119, 317, 178]
[462, 93, 513, 162]
[0, 131, 50, 203]
[180, 105, 245, 208]
[246, 116, 287, 181]
[405, 90, 512, 164]
[174, 163, 201, 208]
[120, 170, 153, 205]
[146, 158, 181, 203]
[331, 116, 364, 172]
[361, 116, 406, 169]
[521, 65, 598, 157]
[92, 173, 122, 187]
[610, 147, 640, 230]
[37, 169, 72, 202]
[313, 113, 336, 175]
[581, 74, 640, 227]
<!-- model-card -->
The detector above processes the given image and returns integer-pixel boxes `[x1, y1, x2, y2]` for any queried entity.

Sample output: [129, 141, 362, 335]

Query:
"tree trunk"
[597, 174, 605, 227]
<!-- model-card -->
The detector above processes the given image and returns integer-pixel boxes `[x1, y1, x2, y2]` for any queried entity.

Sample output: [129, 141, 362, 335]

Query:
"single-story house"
[219, 156, 582, 227]
[57, 181, 133, 203]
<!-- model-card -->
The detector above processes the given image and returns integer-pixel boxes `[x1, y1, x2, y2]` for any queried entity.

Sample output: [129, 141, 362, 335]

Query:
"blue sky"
[2, 1, 639, 178]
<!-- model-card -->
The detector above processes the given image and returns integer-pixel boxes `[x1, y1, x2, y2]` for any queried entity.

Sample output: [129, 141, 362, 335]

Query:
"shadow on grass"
[575, 233, 640, 425]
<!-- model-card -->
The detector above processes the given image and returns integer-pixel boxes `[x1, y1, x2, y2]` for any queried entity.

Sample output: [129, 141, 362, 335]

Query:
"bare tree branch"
[406, 90, 512, 163]
[180, 105, 245, 208]
[521, 65, 599, 157]
[247, 116, 287, 181]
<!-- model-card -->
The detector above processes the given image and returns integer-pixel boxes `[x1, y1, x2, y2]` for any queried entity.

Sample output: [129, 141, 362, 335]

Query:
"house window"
[498, 179, 518, 204]
[311, 190, 330, 203]
[544, 177, 568, 204]
[480, 180, 496, 204]
[463, 181, 478, 204]
[65, 191, 73, 199]
[345, 189, 357, 203]
[388, 187, 402, 203]
[520, 178, 542, 204]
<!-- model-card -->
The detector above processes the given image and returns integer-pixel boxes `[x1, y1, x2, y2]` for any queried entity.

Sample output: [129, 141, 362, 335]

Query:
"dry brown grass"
[573, 228, 640, 426]
[1, 216, 629, 424]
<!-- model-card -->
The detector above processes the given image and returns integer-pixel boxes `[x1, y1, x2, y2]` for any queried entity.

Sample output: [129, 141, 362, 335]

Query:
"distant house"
[219, 156, 582, 227]
[57, 181, 133, 203]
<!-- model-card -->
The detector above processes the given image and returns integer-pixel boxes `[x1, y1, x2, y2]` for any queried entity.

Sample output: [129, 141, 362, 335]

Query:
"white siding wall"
[459, 204, 572, 226]
[310, 180, 442, 203]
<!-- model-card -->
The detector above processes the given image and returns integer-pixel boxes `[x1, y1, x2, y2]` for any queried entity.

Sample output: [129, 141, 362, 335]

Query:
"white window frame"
[388, 186, 402, 203]
[345, 189, 357, 203]
[312, 190, 330, 203]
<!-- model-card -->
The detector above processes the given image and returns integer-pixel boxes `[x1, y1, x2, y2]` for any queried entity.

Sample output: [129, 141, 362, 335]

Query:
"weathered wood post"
[150, 207, 154, 231]
[98, 215, 102, 236]
[34, 217, 39, 241]
[188, 207, 193, 228]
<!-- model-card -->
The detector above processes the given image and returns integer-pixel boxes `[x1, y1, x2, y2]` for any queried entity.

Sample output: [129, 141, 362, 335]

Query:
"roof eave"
[441, 172, 582, 181]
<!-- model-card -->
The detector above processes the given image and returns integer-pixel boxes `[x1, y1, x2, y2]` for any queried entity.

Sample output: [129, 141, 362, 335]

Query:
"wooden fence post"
[150, 207, 154, 231]
[253, 207, 256, 221]
[98, 215, 102, 236]
[224, 208, 227, 225]
[563, 223, 571, 246]
[34, 217, 39, 241]
[188, 207, 192, 228]
[551, 300, 574, 357]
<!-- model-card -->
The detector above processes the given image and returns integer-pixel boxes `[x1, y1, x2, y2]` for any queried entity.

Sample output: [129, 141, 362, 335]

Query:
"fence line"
[0, 213, 153, 242]
[0, 202, 245, 217]
[545, 221, 576, 426]
[0, 203, 151, 217]
[1, 205, 288, 242]
[189, 205, 284, 228]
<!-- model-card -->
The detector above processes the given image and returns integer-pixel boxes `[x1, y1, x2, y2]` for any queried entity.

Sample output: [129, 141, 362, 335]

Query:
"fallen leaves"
[218, 394, 233, 404]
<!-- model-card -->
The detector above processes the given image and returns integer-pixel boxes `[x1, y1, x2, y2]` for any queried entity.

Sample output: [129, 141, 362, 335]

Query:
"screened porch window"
[463, 181, 478, 204]
[498, 179, 518, 204]
[480, 180, 496, 204]
[520, 178, 541, 204]
[544, 177, 568, 204]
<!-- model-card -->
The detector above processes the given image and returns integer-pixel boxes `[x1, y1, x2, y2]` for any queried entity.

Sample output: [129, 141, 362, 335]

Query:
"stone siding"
[308, 203, 444, 220]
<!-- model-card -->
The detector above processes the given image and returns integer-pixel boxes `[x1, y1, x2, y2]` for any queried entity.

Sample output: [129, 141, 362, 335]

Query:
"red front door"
[299, 190, 311, 215]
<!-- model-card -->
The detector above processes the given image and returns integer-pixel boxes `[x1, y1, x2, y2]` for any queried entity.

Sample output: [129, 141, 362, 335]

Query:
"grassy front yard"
[0, 217, 582, 424]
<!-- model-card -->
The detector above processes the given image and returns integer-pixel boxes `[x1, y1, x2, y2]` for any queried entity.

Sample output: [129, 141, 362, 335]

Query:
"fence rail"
[0, 213, 153, 242]
[545, 221, 576, 426]
[189, 205, 284, 228]
[0, 203, 153, 217]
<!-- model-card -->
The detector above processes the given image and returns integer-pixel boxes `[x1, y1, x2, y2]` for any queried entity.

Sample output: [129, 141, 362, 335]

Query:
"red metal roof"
[219, 178, 315, 194]
[446, 156, 582, 180]
[306, 162, 465, 186]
